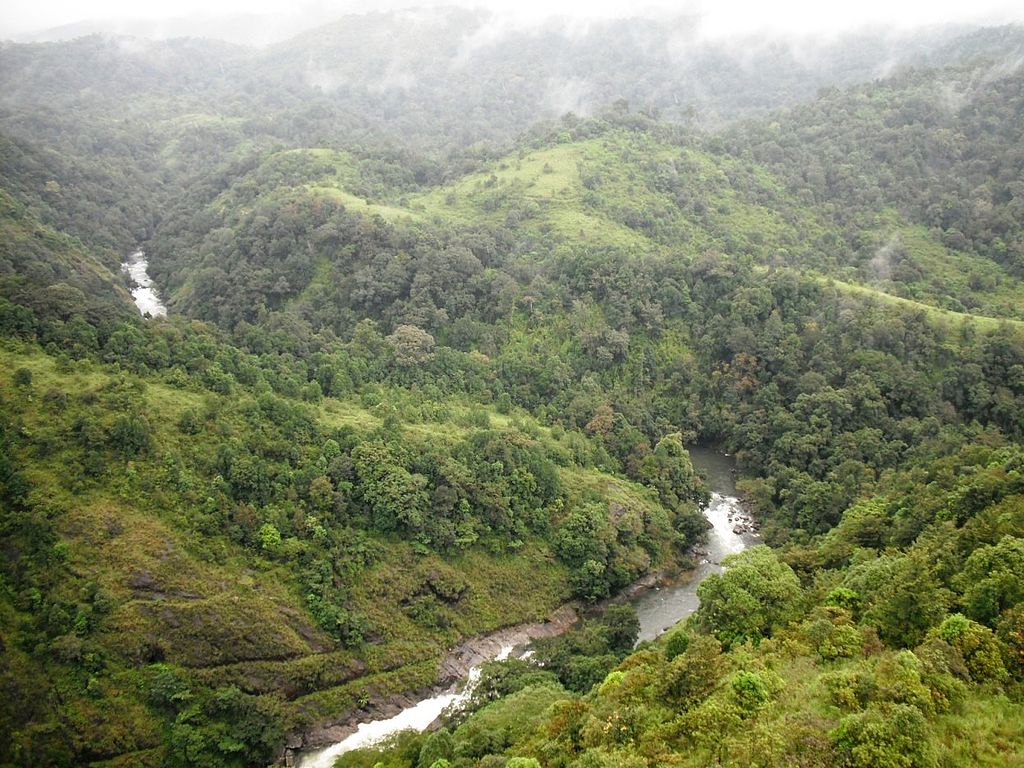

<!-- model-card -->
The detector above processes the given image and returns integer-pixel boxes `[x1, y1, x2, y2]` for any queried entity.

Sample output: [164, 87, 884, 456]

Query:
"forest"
[1, 9, 1024, 768]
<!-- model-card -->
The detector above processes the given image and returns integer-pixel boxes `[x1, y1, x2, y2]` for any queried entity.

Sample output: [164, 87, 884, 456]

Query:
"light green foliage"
[729, 669, 778, 715]
[843, 553, 951, 648]
[360, 446, 1024, 768]
[258, 523, 282, 553]
[0, 344, 668, 767]
[801, 606, 862, 661]
[335, 729, 425, 768]
[695, 546, 804, 646]
[930, 614, 1008, 684]
[830, 703, 937, 768]
[3, 28, 1024, 768]
[417, 729, 454, 768]
[451, 683, 569, 760]
[997, 605, 1024, 677]
[352, 439, 431, 533]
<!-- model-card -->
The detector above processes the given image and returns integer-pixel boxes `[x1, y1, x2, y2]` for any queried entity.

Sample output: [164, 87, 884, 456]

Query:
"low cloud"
[6, 0, 1024, 46]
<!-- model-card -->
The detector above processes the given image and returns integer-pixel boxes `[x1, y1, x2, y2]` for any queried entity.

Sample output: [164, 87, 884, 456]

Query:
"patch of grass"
[308, 185, 416, 221]
[820, 276, 1024, 332]
[872, 224, 1024, 320]
[934, 695, 1024, 767]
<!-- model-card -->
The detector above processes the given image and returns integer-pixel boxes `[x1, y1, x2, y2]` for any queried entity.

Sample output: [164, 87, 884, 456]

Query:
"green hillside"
[1, 327, 706, 766]
[147, 95, 1024, 335]
[352, 443, 1024, 768]
[0, 18, 1023, 768]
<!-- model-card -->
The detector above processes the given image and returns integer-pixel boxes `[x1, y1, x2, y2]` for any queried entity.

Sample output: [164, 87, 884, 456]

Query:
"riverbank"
[285, 605, 579, 766]
[287, 448, 755, 766]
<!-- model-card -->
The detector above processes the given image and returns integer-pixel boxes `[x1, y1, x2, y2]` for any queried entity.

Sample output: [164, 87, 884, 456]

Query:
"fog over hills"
[5, 0, 1024, 45]
[3, 7, 1024, 151]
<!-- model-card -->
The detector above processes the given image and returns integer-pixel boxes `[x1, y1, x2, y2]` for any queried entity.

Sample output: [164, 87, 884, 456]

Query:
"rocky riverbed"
[286, 605, 579, 766]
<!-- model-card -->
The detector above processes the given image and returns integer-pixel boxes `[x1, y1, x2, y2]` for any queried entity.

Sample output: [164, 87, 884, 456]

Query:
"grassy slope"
[218, 132, 1024, 329]
[820, 277, 1024, 333]
[0, 340, 675, 754]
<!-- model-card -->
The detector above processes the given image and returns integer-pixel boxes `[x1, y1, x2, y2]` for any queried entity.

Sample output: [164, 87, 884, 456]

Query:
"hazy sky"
[2, 0, 1022, 41]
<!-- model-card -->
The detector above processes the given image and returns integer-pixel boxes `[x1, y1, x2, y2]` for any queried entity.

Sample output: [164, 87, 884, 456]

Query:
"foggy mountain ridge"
[1, 8, 1023, 150]
[8, 5, 1024, 143]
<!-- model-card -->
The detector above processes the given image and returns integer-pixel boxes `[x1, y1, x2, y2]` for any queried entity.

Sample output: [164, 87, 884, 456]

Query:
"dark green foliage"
[13, 366, 31, 387]
[353, 439, 431, 534]
[333, 730, 426, 768]
[169, 687, 285, 768]
[601, 605, 641, 655]
[417, 729, 454, 768]
[660, 634, 725, 709]
[957, 536, 1024, 625]
[177, 409, 201, 435]
[367, 443, 1024, 768]
[527, 608, 640, 695]
[110, 413, 153, 459]
[638, 432, 706, 510]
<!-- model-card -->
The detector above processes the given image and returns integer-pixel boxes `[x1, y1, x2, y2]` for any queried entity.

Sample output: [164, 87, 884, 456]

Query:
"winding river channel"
[121, 250, 167, 317]
[632, 447, 759, 642]
[294, 448, 756, 768]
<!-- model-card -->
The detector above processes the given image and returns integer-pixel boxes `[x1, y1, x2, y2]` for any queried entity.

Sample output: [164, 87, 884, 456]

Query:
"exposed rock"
[128, 570, 158, 591]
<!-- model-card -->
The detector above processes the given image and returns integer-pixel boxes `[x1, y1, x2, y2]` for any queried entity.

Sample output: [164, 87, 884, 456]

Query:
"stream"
[632, 447, 759, 642]
[120, 250, 167, 317]
[293, 447, 755, 768]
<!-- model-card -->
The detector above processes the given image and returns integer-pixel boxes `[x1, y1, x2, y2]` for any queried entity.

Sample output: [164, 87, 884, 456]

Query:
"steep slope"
[0, 187, 136, 326]
[3, 17, 1023, 157]
[725, 62, 1024, 312]
[332, 444, 1024, 768]
[146, 93, 1024, 334]
[0, 317, 704, 766]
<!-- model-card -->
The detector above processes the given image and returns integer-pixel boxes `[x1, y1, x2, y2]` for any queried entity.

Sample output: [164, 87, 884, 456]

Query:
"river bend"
[294, 447, 755, 767]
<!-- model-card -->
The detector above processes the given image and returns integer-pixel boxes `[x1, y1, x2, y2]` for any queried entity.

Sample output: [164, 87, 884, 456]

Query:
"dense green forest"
[1, 12, 1024, 768]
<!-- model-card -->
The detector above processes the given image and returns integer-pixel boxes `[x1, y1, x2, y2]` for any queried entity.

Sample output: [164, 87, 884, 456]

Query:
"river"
[632, 447, 759, 642]
[294, 447, 754, 768]
[120, 250, 167, 317]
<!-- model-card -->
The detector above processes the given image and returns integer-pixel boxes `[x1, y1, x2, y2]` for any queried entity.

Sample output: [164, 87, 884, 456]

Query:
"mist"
[4, 0, 1024, 45]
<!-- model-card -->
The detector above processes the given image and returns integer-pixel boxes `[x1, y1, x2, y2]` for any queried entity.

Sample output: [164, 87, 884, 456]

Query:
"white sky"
[1, 0, 1022, 40]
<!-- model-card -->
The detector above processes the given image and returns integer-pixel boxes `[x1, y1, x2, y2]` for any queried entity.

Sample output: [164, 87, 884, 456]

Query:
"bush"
[110, 413, 153, 458]
[695, 546, 803, 646]
[830, 703, 936, 768]
[930, 613, 1008, 683]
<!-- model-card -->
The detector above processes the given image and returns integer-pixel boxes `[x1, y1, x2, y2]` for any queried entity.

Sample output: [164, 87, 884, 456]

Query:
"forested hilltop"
[1, 15, 1024, 768]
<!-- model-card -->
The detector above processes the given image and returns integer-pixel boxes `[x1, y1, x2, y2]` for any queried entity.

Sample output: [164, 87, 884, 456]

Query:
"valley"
[1, 9, 1023, 768]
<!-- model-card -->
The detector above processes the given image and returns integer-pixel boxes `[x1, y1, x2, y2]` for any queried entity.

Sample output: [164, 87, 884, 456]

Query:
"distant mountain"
[10, 9, 343, 46]
[3, 11, 1023, 153]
